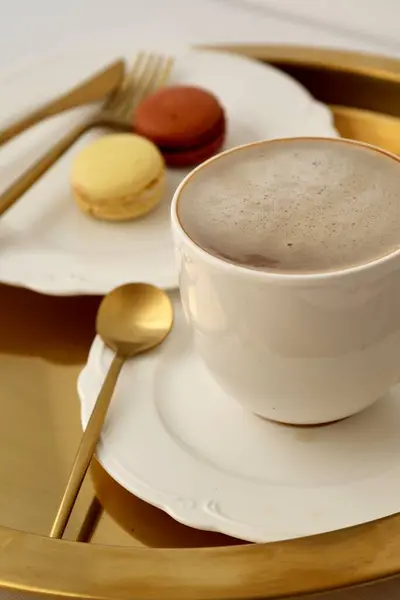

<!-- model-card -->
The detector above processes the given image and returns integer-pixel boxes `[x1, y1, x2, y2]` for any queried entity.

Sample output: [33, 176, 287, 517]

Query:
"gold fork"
[0, 53, 173, 217]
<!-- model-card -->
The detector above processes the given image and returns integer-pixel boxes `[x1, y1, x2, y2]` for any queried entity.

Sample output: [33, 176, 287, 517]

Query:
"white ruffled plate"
[78, 293, 400, 543]
[0, 47, 337, 295]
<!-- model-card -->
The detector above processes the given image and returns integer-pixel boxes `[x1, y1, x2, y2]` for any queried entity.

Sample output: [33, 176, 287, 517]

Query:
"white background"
[1, 1, 400, 598]
[1, 0, 400, 74]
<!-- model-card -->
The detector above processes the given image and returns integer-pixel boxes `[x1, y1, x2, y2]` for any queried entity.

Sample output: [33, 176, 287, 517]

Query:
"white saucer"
[79, 293, 400, 543]
[0, 46, 337, 295]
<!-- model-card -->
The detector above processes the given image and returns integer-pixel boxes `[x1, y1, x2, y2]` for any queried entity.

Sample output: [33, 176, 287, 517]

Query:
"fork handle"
[0, 118, 94, 217]
[0, 104, 85, 147]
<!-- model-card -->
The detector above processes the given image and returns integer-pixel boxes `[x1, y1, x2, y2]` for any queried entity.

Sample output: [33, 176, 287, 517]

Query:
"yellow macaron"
[71, 133, 165, 221]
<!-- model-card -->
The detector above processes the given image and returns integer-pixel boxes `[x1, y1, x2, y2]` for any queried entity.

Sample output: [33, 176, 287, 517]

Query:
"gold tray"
[3, 45, 400, 600]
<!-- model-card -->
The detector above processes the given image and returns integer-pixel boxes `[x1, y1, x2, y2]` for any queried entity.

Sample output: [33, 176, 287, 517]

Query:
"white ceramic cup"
[171, 138, 400, 425]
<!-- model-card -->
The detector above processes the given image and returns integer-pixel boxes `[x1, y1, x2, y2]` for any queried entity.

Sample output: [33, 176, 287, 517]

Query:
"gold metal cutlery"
[50, 283, 173, 539]
[0, 60, 125, 146]
[0, 53, 173, 218]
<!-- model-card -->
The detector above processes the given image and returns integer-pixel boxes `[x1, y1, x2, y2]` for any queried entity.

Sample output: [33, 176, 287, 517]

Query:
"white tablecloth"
[1, 0, 400, 597]
[2, 0, 400, 72]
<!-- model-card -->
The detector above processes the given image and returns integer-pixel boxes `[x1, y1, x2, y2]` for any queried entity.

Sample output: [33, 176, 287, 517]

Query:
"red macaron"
[134, 85, 226, 167]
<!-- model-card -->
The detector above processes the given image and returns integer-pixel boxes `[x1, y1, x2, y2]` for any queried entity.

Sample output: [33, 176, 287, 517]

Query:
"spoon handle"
[50, 353, 124, 539]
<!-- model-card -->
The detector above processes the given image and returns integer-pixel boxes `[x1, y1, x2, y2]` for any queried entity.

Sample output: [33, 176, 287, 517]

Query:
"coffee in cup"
[177, 137, 400, 274]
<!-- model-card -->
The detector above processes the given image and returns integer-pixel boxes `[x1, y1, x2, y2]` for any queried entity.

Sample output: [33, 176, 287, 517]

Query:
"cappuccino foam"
[177, 139, 400, 273]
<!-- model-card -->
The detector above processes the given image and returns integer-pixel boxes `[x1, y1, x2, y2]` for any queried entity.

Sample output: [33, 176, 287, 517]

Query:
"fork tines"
[115, 52, 174, 116]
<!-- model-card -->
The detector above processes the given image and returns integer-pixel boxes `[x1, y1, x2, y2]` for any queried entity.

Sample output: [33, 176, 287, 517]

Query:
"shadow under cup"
[171, 137, 400, 425]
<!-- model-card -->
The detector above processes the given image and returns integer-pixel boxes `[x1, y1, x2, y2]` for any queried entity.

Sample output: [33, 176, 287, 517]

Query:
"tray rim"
[205, 43, 400, 82]
[4, 44, 400, 600]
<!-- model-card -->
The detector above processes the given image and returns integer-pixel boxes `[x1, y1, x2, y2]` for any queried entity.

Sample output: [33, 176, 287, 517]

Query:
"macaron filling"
[160, 122, 226, 167]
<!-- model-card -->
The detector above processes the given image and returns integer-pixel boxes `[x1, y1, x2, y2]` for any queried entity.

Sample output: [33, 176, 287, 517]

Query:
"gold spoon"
[50, 283, 174, 540]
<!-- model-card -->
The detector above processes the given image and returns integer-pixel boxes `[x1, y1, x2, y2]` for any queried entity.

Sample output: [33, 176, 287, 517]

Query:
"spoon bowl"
[97, 283, 174, 356]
